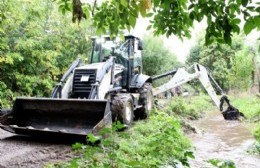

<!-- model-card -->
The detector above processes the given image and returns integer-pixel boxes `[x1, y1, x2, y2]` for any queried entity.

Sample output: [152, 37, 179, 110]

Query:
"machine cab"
[90, 35, 143, 64]
[90, 35, 144, 88]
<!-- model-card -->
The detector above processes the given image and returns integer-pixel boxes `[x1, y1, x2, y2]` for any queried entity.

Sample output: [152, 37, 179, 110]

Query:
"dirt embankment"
[0, 130, 74, 168]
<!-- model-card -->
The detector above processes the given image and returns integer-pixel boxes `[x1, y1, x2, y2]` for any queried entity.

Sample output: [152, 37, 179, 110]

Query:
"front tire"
[111, 94, 134, 125]
[137, 83, 154, 119]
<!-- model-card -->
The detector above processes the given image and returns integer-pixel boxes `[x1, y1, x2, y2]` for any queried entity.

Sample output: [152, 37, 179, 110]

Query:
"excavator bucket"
[222, 106, 245, 120]
[220, 96, 245, 120]
[0, 98, 111, 138]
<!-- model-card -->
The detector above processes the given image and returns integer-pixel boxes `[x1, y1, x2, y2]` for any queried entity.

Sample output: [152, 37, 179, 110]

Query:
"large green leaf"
[242, 0, 248, 7]
[129, 14, 136, 28]
[146, 25, 152, 30]
[243, 19, 254, 35]
[120, 0, 128, 7]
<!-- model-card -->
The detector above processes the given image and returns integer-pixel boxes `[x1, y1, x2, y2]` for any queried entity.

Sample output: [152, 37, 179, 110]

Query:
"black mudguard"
[130, 74, 152, 88]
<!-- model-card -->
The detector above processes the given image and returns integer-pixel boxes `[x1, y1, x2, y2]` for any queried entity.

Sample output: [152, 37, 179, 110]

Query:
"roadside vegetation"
[47, 109, 194, 168]
[166, 95, 213, 120]
[231, 96, 260, 122]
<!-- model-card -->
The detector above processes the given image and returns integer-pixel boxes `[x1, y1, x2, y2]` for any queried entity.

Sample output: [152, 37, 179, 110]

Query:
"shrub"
[254, 124, 260, 142]
[47, 109, 194, 168]
[0, 81, 14, 108]
[167, 95, 212, 120]
[231, 96, 260, 120]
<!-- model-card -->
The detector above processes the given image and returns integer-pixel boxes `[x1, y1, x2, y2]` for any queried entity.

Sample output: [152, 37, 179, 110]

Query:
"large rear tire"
[136, 83, 154, 119]
[111, 94, 134, 125]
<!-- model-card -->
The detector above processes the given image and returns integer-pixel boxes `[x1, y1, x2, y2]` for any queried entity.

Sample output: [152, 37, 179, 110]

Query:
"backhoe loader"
[0, 35, 243, 138]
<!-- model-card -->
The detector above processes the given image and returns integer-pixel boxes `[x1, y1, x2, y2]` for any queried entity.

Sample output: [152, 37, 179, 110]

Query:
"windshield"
[91, 40, 115, 63]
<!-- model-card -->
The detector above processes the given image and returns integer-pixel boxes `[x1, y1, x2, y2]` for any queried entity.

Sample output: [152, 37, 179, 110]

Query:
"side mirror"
[138, 40, 143, 50]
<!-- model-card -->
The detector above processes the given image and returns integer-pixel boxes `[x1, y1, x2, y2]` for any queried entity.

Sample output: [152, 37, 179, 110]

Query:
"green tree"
[186, 33, 255, 91]
[0, 0, 92, 107]
[55, 0, 259, 46]
[142, 35, 179, 76]
[230, 47, 254, 89]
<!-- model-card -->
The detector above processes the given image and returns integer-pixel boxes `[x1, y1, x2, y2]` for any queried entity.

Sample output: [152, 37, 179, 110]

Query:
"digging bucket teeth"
[0, 98, 111, 138]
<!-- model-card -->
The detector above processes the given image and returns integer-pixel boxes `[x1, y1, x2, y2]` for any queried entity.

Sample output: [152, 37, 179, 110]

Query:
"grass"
[166, 95, 213, 120]
[247, 141, 260, 155]
[46, 109, 194, 168]
[230, 96, 260, 121]
[207, 159, 236, 168]
[230, 96, 260, 142]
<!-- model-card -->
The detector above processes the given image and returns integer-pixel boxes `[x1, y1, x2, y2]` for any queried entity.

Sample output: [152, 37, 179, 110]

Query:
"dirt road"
[189, 111, 260, 168]
[0, 129, 73, 168]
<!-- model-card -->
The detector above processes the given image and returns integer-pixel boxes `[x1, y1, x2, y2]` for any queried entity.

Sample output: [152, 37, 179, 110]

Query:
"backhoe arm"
[152, 63, 244, 120]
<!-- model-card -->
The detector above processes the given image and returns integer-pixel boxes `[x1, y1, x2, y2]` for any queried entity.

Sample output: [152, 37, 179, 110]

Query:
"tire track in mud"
[0, 129, 74, 168]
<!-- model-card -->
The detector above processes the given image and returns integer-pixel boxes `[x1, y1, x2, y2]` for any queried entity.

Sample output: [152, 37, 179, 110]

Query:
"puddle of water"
[189, 111, 260, 168]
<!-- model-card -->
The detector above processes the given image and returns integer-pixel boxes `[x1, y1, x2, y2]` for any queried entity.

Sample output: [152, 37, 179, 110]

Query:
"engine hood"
[75, 60, 113, 83]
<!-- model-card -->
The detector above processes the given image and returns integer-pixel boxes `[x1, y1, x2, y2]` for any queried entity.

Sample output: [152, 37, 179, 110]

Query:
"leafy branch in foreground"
[47, 109, 194, 168]
[54, 0, 259, 46]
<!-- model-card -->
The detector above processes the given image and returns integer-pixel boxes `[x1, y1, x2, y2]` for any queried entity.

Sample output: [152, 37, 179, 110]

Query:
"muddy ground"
[0, 129, 74, 168]
[188, 111, 260, 168]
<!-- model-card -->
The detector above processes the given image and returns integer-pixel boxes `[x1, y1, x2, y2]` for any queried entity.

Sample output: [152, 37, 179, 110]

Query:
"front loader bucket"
[0, 98, 111, 138]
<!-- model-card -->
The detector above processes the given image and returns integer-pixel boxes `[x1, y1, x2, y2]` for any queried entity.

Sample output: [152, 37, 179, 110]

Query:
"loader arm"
[152, 63, 243, 120]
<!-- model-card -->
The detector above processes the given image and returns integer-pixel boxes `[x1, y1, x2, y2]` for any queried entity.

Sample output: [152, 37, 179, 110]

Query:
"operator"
[101, 46, 112, 61]
[92, 44, 112, 63]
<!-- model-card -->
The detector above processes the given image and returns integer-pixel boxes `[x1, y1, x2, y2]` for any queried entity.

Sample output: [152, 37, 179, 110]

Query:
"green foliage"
[142, 35, 179, 76]
[53, 0, 260, 46]
[229, 48, 254, 89]
[49, 110, 194, 168]
[141, 35, 179, 87]
[0, 0, 92, 107]
[254, 125, 260, 142]
[186, 33, 255, 91]
[231, 96, 260, 120]
[167, 95, 212, 120]
[0, 81, 14, 108]
[247, 141, 260, 155]
[208, 159, 236, 168]
[229, 96, 260, 144]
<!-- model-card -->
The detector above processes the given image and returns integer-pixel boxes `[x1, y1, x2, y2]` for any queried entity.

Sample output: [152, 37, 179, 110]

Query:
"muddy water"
[0, 130, 74, 168]
[189, 111, 260, 168]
